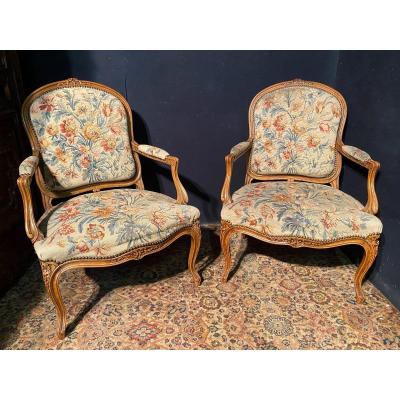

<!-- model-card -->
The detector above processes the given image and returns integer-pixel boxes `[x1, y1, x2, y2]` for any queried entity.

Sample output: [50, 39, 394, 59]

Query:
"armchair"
[18, 78, 201, 339]
[220, 79, 382, 304]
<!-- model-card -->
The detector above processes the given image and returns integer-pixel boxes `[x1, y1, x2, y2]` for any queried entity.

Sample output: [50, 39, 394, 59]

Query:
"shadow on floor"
[225, 235, 354, 282]
[0, 226, 221, 345]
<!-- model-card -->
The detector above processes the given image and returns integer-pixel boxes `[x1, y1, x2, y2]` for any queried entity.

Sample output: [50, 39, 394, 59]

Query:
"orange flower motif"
[291, 101, 302, 112]
[86, 224, 105, 240]
[55, 147, 69, 163]
[331, 104, 340, 118]
[101, 137, 117, 152]
[76, 103, 90, 116]
[273, 115, 286, 132]
[40, 138, 51, 148]
[80, 154, 91, 168]
[83, 123, 101, 141]
[262, 119, 271, 129]
[46, 124, 58, 137]
[239, 199, 252, 207]
[315, 101, 325, 113]
[307, 136, 320, 148]
[58, 224, 75, 236]
[76, 241, 89, 253]
[102, 103, 112, 117]
[293, 123, 306, 135]
[248, 217, 258, 226]
[260, 204, 274, 219]
[91, 206, 113, 218]
[263, 97, 274, 109]
[60, 117, 77, 142]
[58, 207, 80, 222]
[319, 122, 330, 133]
[283, 150, 292, 160]
[272, 194, 291, 203]
[263, 139, 273, 153]
[151, 211, 167, 227]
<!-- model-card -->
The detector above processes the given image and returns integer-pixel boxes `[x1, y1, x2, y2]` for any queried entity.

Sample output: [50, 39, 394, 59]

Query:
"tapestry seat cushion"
[34, 189, 200, 262]
[221, 181, 382, 241]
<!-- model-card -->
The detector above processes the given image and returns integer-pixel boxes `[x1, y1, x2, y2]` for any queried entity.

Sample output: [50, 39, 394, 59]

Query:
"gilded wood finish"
[220, 79, 381, 303]
[18, 78, 201, 339]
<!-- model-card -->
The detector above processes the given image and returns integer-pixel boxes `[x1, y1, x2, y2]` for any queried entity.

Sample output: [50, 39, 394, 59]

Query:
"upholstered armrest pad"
[342, 145, 372, 163]
[230, 141, 251, 158]
[138, 144, 170, 160]
[19, 156, 39, 176]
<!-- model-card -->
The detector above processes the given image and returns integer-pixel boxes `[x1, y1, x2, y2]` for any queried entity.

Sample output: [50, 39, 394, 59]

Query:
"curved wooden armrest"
[132, 142, 188, 204]
[337, 143, 380, 215]
[221, 141, 252, 204]
[17, 155, 42, 243]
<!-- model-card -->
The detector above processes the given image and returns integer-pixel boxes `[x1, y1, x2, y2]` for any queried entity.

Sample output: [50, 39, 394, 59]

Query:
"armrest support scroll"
[133, 142, 188, 204]
[17, 155, 42, 243]
[221, 141, 252, 204]
[337, 143, 380, 214]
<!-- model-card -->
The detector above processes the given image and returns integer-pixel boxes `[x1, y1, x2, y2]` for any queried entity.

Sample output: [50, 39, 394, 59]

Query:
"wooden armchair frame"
[220, 80, 381, 303]
[18, 78, 201, 339]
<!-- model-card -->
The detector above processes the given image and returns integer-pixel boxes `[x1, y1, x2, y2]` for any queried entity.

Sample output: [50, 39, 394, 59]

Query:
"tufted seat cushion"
[221, 181, 382, 241]
[35, 189, 200, 263]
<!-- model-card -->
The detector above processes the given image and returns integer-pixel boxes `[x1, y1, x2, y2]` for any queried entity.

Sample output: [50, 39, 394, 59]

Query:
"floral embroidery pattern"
[250, 86, 342, 177]
[221, 182, 382, 240]
[34, 188, 200, 262]
[29, 87, 136, 190]
[2, 230, 399, 349]
[19, 155, 39, 176]
[342, 145, 371, 163]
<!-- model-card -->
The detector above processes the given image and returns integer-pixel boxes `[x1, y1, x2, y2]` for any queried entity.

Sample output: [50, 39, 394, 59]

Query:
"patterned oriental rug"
[1, 227, 399, 349]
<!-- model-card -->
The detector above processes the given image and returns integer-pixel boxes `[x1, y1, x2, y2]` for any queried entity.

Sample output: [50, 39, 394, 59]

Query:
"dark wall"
[18, 50, 400, 308]
[334, 51, 400, 308]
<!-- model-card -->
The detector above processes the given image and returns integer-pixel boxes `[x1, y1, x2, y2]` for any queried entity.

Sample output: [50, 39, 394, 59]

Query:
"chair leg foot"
[354, 234, 379, 304]
[188, 222, 201, 286]
[41, 261, 67, 339]
[220, 221, 234, 283]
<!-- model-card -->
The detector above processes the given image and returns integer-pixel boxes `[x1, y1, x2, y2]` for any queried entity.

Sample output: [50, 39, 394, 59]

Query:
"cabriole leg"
[220, 221, 235, 283]
[354, 235, 380, 303]
[40, 261, 67, 339]
[188, 222, 201, 286]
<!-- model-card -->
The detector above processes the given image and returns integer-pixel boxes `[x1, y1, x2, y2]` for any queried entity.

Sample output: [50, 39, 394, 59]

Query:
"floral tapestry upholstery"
[34, 188, 200, 263]
[138, 144, 169, 160]
[29, 86, 136, 190]
[221, 182, 382, 241]
[342, 145, 371, 163]
[249, 85, 342, 178]
[19, 155, 39, 176]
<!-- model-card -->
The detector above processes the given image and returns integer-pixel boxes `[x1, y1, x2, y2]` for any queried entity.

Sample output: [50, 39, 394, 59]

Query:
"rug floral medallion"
[1, 227, 399, 350]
